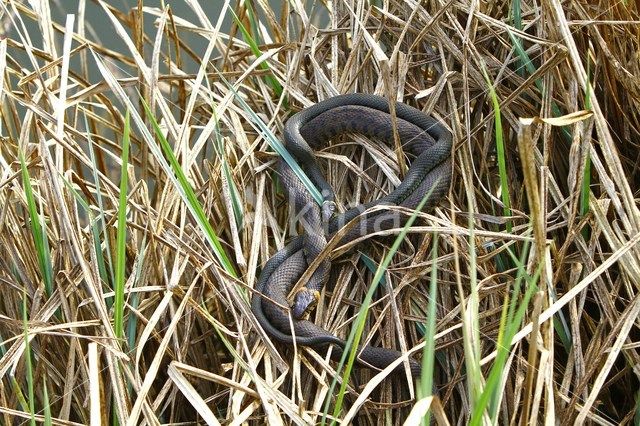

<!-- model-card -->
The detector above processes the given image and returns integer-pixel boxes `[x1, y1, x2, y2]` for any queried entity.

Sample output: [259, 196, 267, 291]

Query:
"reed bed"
[0, 0, 639, 424]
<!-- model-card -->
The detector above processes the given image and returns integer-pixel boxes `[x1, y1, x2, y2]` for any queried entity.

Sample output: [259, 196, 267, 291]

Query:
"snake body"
[251, 94, 452, 376]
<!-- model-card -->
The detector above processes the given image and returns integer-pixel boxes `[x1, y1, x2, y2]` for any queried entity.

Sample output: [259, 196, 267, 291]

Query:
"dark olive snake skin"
[251, 94, 452, 377]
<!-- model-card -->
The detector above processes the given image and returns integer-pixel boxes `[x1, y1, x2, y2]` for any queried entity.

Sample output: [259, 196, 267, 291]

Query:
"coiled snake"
[251, 94, 452, 377]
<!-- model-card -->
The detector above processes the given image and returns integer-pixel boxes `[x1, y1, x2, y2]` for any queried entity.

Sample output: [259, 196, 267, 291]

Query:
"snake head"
[292, 288, 320, 319]
[321, 200, 336, 223]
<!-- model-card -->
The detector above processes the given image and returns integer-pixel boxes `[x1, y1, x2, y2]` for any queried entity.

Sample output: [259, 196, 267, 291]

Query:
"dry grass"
[1, 0, 639, 424]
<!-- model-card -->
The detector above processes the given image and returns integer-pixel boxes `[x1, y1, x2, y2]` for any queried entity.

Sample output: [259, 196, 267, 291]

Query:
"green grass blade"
[58, 168, 113, 311]
[512, 0, 522, 31]
[126, 237, 146, 351]
[418, 233, 440, 425]
[360, 253, 387, 285]
[223, 160, 244, 229]
[324, 183, 441, 424]
[43, 375, 51, 426]
[503, 244, 528, 325]
[456, 189, 486, 413]
[114, 109, 131, 340]
[84, 113, 115, 288]
[229, 6, 283, 97]
[212, 121, 245, 229]
[221, 77, 323, 205]
[480, 64, 512, 232]
[22, 286, 35, 426]
[511, 0, 523, 77]
[10, 376, 29, 416]
[19, 152, 53, 297]
[505, 239, 571, 352]
[580, 54, 593, 240]
[506, 28, 572, 143]
[140, 99, 238, 279]
[469, 254, 540, 424]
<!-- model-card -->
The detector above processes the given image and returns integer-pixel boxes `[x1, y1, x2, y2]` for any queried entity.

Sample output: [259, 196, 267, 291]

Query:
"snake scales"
[251, 93, 452, 377]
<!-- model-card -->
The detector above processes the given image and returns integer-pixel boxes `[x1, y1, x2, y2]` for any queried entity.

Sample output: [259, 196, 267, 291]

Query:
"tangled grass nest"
[0, 0, 639, 424]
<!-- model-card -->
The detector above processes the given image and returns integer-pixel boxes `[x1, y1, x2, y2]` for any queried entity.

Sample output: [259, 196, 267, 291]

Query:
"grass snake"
[251, 93, 452, 377]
